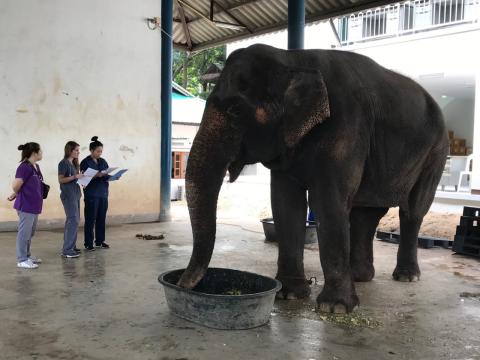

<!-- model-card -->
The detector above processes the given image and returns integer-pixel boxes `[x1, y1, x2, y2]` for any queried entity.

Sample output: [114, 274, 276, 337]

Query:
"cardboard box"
[450, 145, 467, 155]
[452, 138, 466, 147]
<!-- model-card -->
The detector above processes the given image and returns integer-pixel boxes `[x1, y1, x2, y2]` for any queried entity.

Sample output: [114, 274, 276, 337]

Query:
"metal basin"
[159, 268, 282, 330]
[261, 218, 318, 244]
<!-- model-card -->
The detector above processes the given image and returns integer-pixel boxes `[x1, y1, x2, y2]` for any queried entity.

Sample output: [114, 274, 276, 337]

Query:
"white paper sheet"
[77, 167, 98, 187]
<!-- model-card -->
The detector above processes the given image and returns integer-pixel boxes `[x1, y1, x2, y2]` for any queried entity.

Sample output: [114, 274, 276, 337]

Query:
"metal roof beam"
[212, 0, 253, 33]
[176, 0, 193, 50]
[329, 18, 341, 46]
[177, 0, 213, 23]
[177, 0, 250, 31]
[215, 0, 266, 13]
[175, 0, 265, 30]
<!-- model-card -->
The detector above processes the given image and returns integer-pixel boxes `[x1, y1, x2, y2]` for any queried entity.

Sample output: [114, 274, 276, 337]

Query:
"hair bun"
[91, 136, 99, 142]
[18, 144, 25, 151]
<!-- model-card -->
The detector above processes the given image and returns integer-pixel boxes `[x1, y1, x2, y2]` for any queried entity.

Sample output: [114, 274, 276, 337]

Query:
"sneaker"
[28, 256, 42, 264]
[84, 246, 95, 251]
[17, 259, 39, 269]
[61, 253, 80, 258]
[74, 247, 81, 253]
[95, 243, 110, 249]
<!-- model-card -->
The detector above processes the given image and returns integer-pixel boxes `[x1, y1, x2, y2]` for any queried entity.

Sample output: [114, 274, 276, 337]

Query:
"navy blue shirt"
[80, 156, 110, 198]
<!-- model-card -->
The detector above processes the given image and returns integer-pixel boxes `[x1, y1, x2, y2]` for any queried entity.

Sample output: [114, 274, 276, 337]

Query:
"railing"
[336, 0, 480, 45]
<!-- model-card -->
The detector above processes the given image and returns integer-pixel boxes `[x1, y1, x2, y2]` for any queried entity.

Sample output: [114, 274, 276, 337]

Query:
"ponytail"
[18, 142, 40, 162]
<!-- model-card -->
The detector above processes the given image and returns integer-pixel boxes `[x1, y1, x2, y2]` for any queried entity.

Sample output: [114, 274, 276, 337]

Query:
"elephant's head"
[177, 44, 330, 288]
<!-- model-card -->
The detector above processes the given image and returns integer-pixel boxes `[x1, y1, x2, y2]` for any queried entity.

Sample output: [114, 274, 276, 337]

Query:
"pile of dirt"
[378, 209, 459, 240]
[135, 233, 165, 240]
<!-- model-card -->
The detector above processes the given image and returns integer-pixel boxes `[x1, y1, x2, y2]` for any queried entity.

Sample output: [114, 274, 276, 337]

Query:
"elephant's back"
[314, 51, 447, 208]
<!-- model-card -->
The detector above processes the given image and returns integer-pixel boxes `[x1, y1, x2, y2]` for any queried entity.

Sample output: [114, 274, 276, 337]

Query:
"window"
[432, 0, 464, 24]
[398, 5, 414, 31]
[172, 152, 189, 179]
[362, 12, 387, 37]
[338, 17, 349, 42]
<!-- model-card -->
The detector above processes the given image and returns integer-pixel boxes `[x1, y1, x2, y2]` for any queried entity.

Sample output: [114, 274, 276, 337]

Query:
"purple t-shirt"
[13, 162, 44, 214]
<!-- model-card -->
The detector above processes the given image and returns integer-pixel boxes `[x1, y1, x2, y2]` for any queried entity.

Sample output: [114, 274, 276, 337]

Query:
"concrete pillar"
[160, 0, 173, 221]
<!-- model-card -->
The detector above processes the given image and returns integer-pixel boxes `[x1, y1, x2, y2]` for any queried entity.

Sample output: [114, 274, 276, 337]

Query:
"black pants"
[84, 197, 108, 247]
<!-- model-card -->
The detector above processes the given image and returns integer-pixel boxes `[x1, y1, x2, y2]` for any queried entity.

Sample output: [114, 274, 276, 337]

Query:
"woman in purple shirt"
[7, 142, 44, 269]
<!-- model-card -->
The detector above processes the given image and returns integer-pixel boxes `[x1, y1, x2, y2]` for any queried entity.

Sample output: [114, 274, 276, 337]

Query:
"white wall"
[172, 124, 199, 146]
[443, 98, 475, 147]
[0, 0, 162, 229]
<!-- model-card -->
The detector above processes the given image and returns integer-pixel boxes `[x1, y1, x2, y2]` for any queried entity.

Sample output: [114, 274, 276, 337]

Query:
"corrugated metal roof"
[172, 81, 195, 97]
[172, 0, 399, 51]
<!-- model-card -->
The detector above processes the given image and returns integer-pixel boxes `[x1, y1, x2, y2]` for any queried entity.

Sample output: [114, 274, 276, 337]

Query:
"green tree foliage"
[173, 45, 226, 99]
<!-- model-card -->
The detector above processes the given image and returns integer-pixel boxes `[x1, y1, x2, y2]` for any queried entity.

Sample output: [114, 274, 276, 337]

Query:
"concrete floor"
[1, 208, 479, 360]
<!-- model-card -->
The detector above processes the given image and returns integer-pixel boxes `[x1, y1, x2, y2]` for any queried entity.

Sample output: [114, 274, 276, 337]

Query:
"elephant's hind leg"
[271, 171, 311, 300]
[393, 148, 447, 282]
[393, 208, 423, 282]
[350, 207, 389, 282]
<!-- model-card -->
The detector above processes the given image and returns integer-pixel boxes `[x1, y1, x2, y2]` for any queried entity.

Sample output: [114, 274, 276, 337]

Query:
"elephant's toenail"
[318, 303, 331, 313]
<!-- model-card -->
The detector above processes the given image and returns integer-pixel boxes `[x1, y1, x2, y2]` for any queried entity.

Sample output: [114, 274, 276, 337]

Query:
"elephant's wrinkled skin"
[177, 44, 449, 313]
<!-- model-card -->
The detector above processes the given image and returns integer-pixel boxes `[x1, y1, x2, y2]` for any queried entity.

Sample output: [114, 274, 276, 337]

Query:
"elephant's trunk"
[177, 104, 239, 289]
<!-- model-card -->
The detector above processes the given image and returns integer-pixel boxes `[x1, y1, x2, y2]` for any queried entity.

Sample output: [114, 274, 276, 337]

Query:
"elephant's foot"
[316, 284, 359, 314]
[275, 275, 311, 300]
[392, 263, 421, 282]
[351, 262, 375, 282]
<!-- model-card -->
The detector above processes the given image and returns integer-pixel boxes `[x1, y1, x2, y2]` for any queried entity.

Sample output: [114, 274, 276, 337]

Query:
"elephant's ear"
[283, 70, 330, 147]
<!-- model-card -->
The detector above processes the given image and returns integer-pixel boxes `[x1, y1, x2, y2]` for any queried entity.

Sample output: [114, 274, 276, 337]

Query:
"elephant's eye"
[237, 76, 249, 92]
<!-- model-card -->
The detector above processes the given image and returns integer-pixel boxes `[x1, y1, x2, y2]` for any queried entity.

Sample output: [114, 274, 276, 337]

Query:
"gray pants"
[16, 211, 39, 262]
[61, 196, 80, 255]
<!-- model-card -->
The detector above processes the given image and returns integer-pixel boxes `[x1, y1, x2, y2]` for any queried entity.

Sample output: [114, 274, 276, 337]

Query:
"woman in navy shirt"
[80, 137, 111, 251]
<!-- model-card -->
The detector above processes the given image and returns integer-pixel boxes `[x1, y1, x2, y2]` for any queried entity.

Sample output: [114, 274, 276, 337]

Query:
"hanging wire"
[160, 26, 174, 40]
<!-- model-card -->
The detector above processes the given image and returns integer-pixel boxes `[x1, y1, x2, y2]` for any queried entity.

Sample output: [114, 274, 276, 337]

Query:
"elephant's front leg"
[310, 189, 359, 313]
[271, 171, 311, 300]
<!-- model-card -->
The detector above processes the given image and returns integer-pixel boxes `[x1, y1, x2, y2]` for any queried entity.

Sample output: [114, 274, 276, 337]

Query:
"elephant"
[177, 44, 449, 313]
